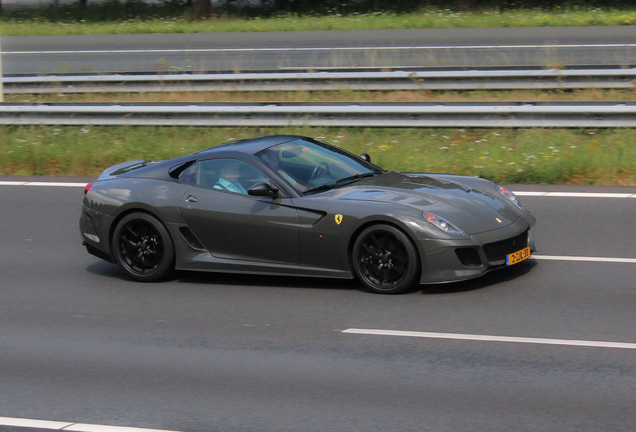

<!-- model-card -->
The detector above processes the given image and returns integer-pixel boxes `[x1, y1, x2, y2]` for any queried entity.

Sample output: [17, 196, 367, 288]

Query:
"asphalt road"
[2, 26, 636, 74]
[1, 178, 635, 432]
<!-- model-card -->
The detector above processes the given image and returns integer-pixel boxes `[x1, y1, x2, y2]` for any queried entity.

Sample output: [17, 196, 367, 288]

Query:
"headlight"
[423, 212, 467, 236]
[497, 185, 525, 209]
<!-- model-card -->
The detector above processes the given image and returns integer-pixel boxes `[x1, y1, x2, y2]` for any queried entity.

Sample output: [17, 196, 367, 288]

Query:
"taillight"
[84, 183, 93, 195]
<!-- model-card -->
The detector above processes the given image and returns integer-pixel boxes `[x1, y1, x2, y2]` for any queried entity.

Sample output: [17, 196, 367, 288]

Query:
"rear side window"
[173, 161, 197, 184]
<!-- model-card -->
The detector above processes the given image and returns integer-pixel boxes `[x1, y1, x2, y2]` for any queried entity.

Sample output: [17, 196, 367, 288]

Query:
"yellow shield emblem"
[335, 214, 343, 225]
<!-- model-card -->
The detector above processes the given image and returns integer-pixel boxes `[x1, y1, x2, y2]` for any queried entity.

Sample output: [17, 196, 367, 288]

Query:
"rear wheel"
[352, 224, 420, 294]
[112, 212, 174, 282]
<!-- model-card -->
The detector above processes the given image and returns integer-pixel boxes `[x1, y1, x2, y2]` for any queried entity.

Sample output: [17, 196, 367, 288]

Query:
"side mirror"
[360, 153, 371, 163]
[248, 182, 279, 198]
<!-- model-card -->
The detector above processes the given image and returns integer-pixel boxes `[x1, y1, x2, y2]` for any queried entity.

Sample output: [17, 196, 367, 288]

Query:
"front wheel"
[112, 212, 174, 282]
[352, 224, 420, 294]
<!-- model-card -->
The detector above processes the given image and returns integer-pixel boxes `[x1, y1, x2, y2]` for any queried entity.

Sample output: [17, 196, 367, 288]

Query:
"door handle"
[185, 195, 198, 203]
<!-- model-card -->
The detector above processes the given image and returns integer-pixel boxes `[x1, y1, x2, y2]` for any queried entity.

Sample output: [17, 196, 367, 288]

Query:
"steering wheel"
[309, 162, 330, 182]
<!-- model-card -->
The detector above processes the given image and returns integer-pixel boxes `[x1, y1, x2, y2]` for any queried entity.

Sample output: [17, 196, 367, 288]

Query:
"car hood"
[328, 171, 521, 234]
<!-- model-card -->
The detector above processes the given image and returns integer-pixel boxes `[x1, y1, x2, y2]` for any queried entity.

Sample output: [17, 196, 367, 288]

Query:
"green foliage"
[254, 0, 636, 15]
[0, 0, 185, 22]
[1, 0, 635, 29]
[2, 6, 635, 36]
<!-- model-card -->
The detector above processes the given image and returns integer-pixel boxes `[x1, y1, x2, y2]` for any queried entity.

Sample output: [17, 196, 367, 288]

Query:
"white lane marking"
[0, 417, 72, 429]
[24, 181, 87, 187]
[64, 424, 180, 432]
[342, 329, 636, 350]
[532, 254, 636, 264]
[0, 181, 87, 187]
[4, 43, 636, 55]
[516, 191, 636, 198]
[1, 182, 635, 198]
[0, 417, 183, 432]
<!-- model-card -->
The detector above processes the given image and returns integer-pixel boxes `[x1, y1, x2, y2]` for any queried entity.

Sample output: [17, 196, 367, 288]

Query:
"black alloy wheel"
[112, 212, 175, 282]
[352, 224, 420, 294]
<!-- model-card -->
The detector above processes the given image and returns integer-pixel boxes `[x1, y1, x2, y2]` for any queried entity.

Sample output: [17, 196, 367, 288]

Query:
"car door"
[178, 158, 300, 265]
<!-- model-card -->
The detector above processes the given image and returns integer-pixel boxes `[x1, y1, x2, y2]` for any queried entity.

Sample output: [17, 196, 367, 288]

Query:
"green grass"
[1, 6, 635, 36]
[1, 125, 634, 185]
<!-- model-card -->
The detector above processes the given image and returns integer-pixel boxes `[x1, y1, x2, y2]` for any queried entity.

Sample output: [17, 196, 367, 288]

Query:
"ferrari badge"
[335, 214, 343, 225]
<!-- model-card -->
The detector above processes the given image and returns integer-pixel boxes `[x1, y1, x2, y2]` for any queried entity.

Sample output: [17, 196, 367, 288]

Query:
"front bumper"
[417, 216, 536, 284]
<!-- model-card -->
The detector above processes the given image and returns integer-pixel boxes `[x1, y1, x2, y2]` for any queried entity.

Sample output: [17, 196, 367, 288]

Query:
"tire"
[112, 212, 175, 282]
[352, 224, 420, 294]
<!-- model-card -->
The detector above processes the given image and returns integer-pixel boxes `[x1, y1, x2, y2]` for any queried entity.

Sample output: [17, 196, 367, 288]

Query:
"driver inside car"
[214, 161, 247, 194]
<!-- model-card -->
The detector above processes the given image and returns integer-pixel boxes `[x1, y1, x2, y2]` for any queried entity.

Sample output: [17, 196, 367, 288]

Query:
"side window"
[197, 158, 270, 195]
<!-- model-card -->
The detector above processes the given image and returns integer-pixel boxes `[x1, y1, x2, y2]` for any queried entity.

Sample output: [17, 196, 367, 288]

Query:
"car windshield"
[256, 138, 383, 194]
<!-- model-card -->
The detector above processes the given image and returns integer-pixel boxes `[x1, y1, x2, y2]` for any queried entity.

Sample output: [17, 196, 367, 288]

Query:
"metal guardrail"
[1, 102, 635, 127]
[3, 68, 636, 93]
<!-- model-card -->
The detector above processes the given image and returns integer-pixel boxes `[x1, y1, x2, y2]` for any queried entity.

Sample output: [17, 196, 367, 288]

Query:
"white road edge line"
[515, 191, 636, 198]
[0, 181, 87, 187]
[532, 255, 636, 263]
[342, 329, 636, 350]
[5, 43, 636, 55]
[1, 182, 635, 198]
[0, 417, 183, 432]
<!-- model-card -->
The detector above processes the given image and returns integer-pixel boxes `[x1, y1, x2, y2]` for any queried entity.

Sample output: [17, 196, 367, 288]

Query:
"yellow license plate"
[506, 246, 531, 266]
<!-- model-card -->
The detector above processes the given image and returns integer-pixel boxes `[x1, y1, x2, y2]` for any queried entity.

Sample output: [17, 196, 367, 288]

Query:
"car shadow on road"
[85, 258, 537, 295]
[175, 262, 536, 295]
[176, 270, 360, 292]
[85, 260, 126, 278]
[86, 260, 359, 291]
[418, 260, 537, 295]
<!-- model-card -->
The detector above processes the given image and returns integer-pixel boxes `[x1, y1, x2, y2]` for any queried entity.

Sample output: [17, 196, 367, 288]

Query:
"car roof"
[113, 135, 308, 181]
[196, 135, 306, 157]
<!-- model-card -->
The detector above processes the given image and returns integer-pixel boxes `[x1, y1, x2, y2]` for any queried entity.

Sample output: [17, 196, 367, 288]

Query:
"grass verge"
[1, 125, 634, 185]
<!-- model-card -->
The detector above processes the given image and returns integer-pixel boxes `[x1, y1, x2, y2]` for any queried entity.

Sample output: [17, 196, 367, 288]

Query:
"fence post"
[0, 37, 4, 103]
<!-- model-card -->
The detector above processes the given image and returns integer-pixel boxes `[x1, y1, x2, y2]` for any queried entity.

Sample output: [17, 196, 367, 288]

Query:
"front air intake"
[455, 248, 482, 267]
[483, 230, 528, 262]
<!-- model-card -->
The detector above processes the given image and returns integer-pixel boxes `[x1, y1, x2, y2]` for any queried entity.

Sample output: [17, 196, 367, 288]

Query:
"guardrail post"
[0, 37, 4, 102]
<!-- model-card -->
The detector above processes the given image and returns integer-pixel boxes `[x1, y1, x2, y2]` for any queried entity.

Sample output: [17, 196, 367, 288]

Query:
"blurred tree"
[454, 0, 478, 11]
[192, 0, 210, 18]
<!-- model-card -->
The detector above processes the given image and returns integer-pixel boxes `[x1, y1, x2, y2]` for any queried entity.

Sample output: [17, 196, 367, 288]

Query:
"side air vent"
[179, 227, 207, 251]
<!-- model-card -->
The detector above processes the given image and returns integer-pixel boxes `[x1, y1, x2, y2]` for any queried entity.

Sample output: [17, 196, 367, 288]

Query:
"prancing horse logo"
[335, 214, 343, 225]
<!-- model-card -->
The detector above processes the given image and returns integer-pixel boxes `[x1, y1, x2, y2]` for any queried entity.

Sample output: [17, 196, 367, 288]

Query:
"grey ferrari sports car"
[80, 135, 535, 294]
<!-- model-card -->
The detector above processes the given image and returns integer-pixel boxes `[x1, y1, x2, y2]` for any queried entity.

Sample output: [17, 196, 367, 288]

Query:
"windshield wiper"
[335, 171, 380, 185]
[303, 183, 338, 194]
[304, 171, 382, 195]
